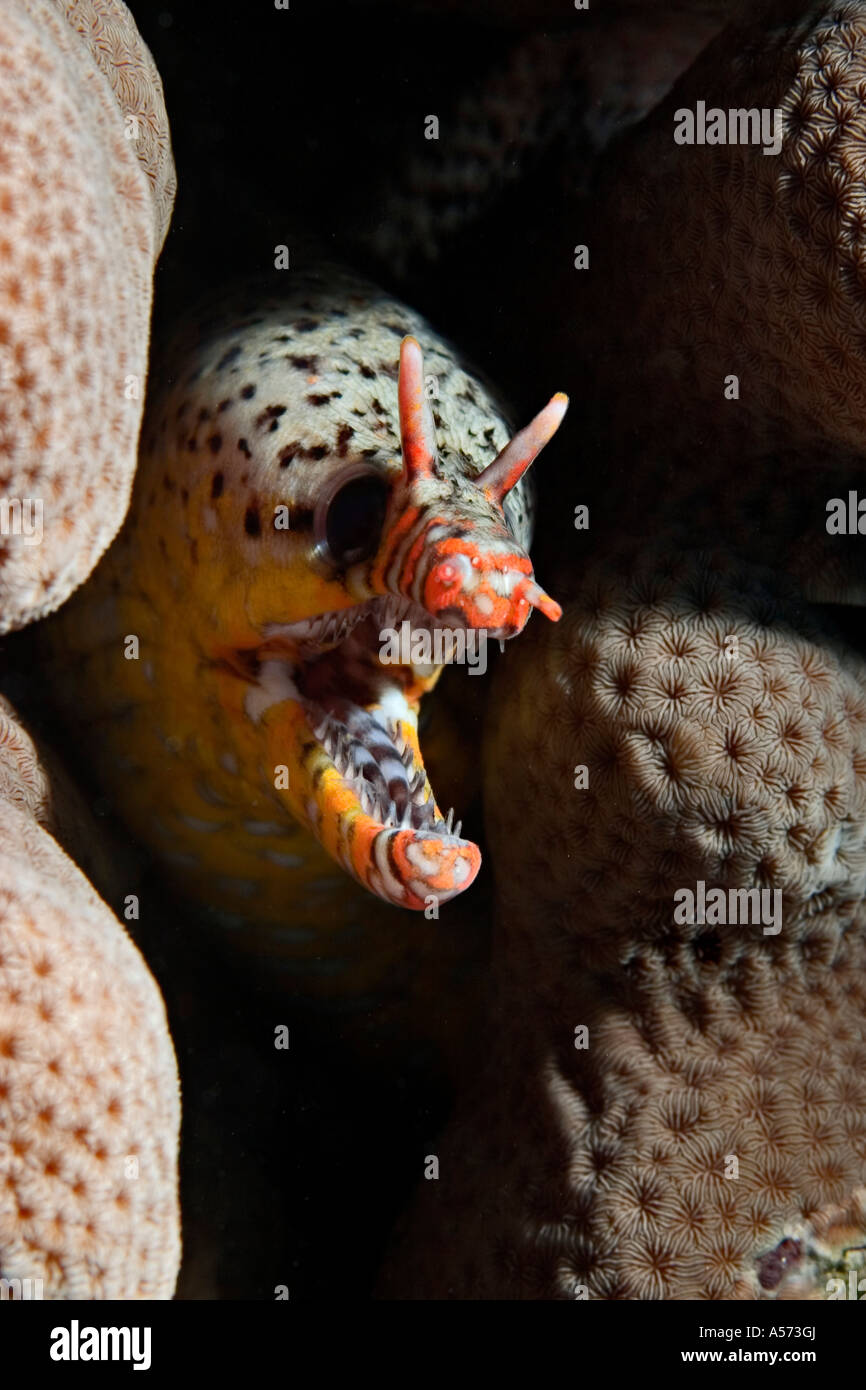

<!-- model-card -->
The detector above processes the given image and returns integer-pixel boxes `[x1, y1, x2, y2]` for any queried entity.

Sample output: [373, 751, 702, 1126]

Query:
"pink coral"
[0, 0, 174, 631]
[0, 697, 180, 1298]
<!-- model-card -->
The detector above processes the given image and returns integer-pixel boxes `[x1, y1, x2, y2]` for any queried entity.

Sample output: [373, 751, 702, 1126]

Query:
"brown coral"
[528, 1, 866, 613]
[379, 548, 866, 1298]
[371, 18, 866, 1283]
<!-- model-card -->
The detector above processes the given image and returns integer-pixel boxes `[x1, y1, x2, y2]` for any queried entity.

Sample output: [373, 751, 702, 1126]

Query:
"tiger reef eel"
[379, 0, 866, 1299]
[43, 263, 566, 1034]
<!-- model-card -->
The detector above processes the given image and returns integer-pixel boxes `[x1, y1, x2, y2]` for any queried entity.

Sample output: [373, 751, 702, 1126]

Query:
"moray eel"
[44, 264, 564, 999]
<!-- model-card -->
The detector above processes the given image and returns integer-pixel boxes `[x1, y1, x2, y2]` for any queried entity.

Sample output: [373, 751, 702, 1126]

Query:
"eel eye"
[320, 473, 389, 566]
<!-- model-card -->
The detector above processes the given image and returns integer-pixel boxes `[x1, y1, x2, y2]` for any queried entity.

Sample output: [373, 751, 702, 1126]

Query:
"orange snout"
[421, 543, 561, 638]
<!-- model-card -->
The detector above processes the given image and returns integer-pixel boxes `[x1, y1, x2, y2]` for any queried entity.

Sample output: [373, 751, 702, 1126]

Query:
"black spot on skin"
[384, 322, 404, 337]
[256, 405, 287, 429]
[377, 360, 398, 380]
[294, 318, 319, 333]
[238, 439, 252, 459]
[307, 393, 333, 406]
[162, 474, 176, 493]
[359, 364, 375, 379]
[432, 412, 443, 428]
[371, 398, 384, 414]
[484, 425, 496, 441]
[290, 354, 319, 371]
[217, 345, 242, 371]
[305, 444, 328, 461]
[273, 335, 291, 344]
[278, 442, 301, 468]
[217, 398, 233, 413]
[351, 406, 366, 417]
[361, 447, 379, 458]
[211, 472, 224, 500]
[198, 406, 211, 422]
[336, 424, 354, 456]
[241, 384, 256, 400]
[269, 420, 280, 432]
[244, 506, 261, 537]
[287, 505, 314, 529]
[208, 434, 223, 454]
[181, 487, 189, 505]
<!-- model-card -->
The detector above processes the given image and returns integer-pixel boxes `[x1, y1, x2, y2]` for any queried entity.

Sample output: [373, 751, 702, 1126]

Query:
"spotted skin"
[44, 263, 564, 1002]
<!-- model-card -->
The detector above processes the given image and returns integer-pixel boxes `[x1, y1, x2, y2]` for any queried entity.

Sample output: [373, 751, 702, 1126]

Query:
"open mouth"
[255, 595, 481, 909]
[234, 334, 568, 910]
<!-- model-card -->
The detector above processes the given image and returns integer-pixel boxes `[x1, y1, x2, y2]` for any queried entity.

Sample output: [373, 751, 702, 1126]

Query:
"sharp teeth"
[386, 799, 396, 827]
[453, 819, 462, 839]
[444, 807, 454, 833]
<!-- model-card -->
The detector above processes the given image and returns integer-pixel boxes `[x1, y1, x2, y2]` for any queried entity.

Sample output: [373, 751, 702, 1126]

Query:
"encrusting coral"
[0, 0, 180, 1298]
[379, 0, 866, 1299]
[381, 548, 866, 1299]
[0, 697, 180, 1299]
[0, 0, 174, 632]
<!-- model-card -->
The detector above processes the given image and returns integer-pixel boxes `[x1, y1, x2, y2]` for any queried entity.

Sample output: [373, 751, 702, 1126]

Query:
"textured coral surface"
[0, 0, 180, 1300]
[381, 548, 866, 1298]
[0, 698, 180, 1299]
[0, 0, 173, 631]
[380, 1, 866, 1300]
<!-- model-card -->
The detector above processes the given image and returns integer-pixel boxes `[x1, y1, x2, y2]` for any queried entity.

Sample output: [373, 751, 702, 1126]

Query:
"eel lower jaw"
[304, 692, 480, 910]
[259, 596, 482, 909]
